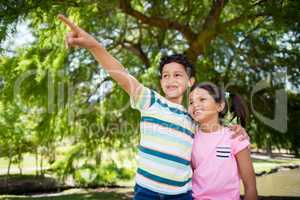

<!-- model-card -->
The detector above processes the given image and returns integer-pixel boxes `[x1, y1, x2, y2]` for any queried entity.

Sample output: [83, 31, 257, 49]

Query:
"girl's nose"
[193, 104, 202, 109]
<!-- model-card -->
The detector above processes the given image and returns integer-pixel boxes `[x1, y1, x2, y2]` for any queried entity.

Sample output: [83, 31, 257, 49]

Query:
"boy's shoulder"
[141, 86, 192, 120]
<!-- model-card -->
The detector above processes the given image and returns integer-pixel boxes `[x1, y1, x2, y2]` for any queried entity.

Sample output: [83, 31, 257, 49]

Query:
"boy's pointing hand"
[58, 14, 98, 50]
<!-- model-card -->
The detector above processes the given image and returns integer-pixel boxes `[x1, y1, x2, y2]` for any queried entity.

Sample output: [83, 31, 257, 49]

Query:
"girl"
[188, 83, 257, 200]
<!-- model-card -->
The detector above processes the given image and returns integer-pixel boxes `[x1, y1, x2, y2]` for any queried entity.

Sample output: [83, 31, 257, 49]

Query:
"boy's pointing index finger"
[58, 14, 80, 32]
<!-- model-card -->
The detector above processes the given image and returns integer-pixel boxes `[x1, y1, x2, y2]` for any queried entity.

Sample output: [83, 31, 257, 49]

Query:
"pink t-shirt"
[192, 127, 250, 200]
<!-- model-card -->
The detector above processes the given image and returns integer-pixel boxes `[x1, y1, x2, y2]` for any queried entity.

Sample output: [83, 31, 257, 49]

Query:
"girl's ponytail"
[229, 93, 249, 127]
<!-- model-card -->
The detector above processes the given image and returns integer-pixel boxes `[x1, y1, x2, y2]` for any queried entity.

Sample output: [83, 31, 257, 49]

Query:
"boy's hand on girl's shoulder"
[58, 14, 99, 50]
[229, 124, 250, 141]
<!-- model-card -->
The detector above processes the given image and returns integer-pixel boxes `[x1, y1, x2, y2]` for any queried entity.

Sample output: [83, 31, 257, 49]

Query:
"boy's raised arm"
[58, 14, 142, 100]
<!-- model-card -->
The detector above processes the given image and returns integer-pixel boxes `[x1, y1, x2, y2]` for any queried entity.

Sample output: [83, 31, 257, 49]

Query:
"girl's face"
[188, 88, 224, 124]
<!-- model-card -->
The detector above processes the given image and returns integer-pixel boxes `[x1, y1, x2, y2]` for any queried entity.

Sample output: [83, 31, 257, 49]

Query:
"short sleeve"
[130, 86, 156, 111]
[231, 135, 250, 156]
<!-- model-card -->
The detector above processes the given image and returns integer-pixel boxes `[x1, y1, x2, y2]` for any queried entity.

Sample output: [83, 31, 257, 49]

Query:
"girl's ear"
[218, 102, 226, 112]
[188, 77, 195, 87]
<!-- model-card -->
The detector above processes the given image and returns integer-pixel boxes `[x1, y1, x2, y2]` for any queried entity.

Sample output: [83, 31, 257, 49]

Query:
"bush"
[74, 163, 134, 187]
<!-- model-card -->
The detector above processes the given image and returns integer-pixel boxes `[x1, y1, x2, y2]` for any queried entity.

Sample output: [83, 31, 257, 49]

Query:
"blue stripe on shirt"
[150, 90, 156, 107]
[139, 146, 190, 166]
[156, 98, 190, 117]
[137, 168, 191, 187]
[141, 116, 194, 139]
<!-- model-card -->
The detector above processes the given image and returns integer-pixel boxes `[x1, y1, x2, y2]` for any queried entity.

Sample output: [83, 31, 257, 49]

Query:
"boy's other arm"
[229, 125, 250, 141]
[58, 14, 143, 100]
[236, 148, 258, 200]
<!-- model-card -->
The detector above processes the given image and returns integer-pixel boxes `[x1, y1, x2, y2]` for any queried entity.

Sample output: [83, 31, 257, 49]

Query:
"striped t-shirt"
[131, 86, 195, 195]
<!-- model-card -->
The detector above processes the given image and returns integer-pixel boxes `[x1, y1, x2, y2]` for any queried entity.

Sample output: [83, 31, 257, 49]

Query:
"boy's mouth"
[166, 85, 178, 91]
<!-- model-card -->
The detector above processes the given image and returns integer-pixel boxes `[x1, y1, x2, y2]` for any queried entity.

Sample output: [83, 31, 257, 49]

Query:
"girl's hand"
[58, 14, 99, 50]
[229, 124, 250, 141]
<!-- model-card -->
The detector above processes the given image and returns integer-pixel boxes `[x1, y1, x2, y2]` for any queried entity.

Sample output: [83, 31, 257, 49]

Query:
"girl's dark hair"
[159, 54, 195, 78]
[190, 82, 249, 127]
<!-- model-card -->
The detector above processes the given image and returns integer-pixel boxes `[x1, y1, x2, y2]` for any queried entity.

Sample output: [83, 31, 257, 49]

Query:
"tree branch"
[186, 0, 229, 63]
[202, 0, 228, 29]
[221, 12, 270, 30]
[121, 40, 150, 68]
[118, 0, 196, 41]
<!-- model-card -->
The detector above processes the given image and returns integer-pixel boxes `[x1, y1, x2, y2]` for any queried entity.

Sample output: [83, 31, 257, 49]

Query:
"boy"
[58, 14, 248, 199]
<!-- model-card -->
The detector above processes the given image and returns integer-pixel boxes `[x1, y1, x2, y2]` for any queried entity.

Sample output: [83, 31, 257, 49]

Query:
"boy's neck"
[166, 96, 183, 105]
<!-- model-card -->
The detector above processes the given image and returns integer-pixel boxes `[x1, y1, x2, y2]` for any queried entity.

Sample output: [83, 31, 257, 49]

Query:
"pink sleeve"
[231, 135, 250, 156]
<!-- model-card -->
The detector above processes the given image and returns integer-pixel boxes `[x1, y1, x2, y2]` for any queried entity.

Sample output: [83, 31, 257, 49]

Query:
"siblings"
[58, 14, 254, 199]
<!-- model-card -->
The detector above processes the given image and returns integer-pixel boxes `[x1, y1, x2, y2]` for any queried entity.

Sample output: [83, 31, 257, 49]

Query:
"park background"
[0, 0, 300, 199]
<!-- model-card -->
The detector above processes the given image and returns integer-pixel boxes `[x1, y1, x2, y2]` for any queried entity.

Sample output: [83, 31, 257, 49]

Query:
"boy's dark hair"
[191, 82, 249, 127]
[159, 54, 195, 78]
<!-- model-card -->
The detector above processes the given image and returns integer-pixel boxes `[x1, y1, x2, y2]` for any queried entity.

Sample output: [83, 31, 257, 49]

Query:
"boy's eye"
[189, 101, 193, 105]
[175, 74, 182, 77]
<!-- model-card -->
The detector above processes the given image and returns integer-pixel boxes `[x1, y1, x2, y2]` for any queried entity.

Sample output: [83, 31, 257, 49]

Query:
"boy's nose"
[166, 77, 176, 84]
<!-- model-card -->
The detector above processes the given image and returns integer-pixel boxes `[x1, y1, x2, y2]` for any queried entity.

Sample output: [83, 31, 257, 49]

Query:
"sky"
[1, 21, 35, 56]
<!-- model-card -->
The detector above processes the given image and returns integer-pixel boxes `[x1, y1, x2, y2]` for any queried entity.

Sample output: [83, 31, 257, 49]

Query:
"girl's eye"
[163, 74, 168, 78]
[200, 98, 206, 101]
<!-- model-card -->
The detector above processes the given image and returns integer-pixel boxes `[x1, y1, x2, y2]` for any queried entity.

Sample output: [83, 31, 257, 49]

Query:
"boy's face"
[188, 88, 224, 123]
[160, 62, 194, 100]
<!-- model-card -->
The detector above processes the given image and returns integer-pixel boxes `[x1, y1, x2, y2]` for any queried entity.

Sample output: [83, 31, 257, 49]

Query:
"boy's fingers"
[58, 14, 80, 32]
[68, 37, 83, 47]
[65, 35, 69, 49]
[230, 132, 239, 139]
[230, 125, 243, 139]
[229, 124, 238, 131]
[68, 31, 77, 38]
[239, 134, 250, 141]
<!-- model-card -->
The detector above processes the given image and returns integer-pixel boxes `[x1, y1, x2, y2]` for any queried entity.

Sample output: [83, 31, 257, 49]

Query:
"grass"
[1, 153, 300, 199]
[252, 157, 300, 173]
[0, 188, 132, 200]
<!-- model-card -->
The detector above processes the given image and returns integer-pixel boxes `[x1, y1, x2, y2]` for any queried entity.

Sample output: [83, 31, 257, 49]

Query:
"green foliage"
[74, 163, 119, 187]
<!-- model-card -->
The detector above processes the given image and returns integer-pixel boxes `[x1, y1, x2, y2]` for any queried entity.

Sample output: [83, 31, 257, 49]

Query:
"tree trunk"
[40, 156, 44, 176]
[95, 149, 102, 167]
[18, 153, 22, 175]
[6, 157, 12, 189]
[18, 161, 22, 175]
[266, 139, 273, 158]
[7, 157, 12, 176]
[35, 148, 39, 176]
[292, 144, 299, 158]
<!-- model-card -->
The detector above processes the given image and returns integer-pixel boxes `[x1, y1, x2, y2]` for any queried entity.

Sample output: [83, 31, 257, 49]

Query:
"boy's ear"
[188, 77, 195, 87]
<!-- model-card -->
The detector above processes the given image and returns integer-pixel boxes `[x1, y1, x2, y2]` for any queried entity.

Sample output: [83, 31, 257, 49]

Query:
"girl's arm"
[236, 148, 258, 200]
